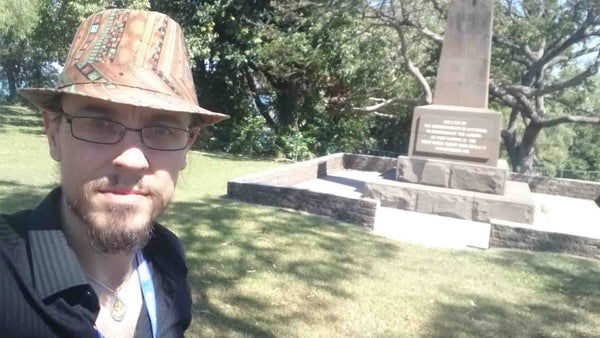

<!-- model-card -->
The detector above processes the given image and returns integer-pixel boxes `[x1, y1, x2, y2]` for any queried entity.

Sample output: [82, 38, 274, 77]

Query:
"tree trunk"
[245, 69, 279, 130]
[3, 60, 18, 103]
[509, 123, 543, 174]
[513, 144, 536, 174]
[275, 87, 299, 130]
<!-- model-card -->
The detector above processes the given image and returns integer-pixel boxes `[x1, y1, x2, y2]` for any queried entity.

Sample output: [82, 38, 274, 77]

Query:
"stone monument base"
[363, 179, 534, 224]
[396, 156, 509, 195]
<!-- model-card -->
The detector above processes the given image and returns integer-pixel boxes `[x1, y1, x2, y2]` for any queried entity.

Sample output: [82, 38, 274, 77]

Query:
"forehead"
[60, 94, 192, 125]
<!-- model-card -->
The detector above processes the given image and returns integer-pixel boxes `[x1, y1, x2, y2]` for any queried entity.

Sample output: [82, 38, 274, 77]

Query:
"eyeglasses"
[62, 113, 193, 151]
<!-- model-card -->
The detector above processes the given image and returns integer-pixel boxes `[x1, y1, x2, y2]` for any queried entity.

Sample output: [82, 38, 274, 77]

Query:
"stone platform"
[228, 153, 600, 258]
[363, 176, 534, 224]
[396, 156, 509, 194]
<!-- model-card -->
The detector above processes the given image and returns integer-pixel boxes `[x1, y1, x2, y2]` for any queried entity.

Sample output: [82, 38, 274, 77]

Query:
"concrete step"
[374, 206, 490, 249]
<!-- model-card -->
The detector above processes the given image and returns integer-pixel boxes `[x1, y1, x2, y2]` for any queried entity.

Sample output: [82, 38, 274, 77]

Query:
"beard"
[65, 175, 170, 255]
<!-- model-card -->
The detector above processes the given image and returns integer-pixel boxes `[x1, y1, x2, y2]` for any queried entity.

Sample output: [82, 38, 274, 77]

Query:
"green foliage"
[489, 0, 600, 173]
[6, 0, 600, 171]
[206, 114, 278, 157]
[534, 125, 576, 176]
[153, 0, 405, 160]
[0, 0, 151, 102]
[303, 113, 372, 155]
[0, 0, 44, 101]
[0, 0, 41, 39]
[274, 130, 313, 161]
[563, 125, 600, 180]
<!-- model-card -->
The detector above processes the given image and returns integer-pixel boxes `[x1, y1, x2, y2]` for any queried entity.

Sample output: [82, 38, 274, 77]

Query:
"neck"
[60, 195, 136, 289]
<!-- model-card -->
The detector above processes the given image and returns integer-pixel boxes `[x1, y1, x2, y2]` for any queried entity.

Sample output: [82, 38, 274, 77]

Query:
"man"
[0, 9, 228, 337]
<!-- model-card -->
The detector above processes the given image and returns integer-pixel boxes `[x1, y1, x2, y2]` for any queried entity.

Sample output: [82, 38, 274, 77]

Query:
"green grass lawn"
[2, 105, 600, 337]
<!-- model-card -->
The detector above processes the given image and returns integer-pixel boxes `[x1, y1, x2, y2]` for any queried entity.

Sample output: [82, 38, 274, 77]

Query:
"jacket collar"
[27, 187, 89, 300]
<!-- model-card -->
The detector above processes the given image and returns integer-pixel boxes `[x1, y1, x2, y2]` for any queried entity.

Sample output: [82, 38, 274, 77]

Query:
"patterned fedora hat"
[19, 9, 229, 125]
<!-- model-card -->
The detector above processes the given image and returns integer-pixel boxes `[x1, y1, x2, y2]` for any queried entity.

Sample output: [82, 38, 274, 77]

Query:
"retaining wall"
[227, 153, 380, 228]
[510, 173, 600, 204]
[490, 221, 600, 260]
[234, 153, 345, 186]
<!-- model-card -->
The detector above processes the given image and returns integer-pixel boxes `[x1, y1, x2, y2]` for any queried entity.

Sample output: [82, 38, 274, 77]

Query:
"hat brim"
[19, 83, 230, 125]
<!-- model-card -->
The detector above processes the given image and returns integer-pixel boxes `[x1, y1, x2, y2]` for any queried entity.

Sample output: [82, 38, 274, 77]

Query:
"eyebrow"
[72, 105, 189, 127]
[72, 105, 118, 117]
[143, 113, 188, 126]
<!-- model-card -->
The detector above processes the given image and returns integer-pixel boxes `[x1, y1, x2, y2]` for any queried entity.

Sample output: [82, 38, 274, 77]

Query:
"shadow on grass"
[0, 105, 44, 135]
[163, 197, 400, 337]
[427, 293, 586, 337]
[1, 179, 402, 336]
[0, 180, 56, 213]
[489, 250, 600, 313]
[426, 250, 600, 337]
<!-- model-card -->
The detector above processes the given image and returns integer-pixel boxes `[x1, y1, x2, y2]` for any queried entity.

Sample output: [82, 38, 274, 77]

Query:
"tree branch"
[541, 115, 600, 127]
[544, 8, 599, 61]
[492, 35, 536, 62]
[394, 25, 433, 104]
[545, 45, 600, 69]
[535, 51, 600, 96]
[352, 97, 417, 113]
[489, 81, 518, 107]
[405, 22, 443, 43]
[525, 8, 600, 82]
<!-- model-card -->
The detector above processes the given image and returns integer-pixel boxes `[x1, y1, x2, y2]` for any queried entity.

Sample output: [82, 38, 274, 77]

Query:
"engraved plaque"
[415, 114, 496, 160]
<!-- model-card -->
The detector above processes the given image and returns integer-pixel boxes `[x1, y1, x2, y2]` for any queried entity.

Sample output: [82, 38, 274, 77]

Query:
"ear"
[43, 110, 62, 162]
[188, 127, 201, 147]
[181, 127, 202, 170]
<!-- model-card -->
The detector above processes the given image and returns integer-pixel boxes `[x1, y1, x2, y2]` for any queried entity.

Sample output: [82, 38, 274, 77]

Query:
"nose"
[112, 131, 150, 171]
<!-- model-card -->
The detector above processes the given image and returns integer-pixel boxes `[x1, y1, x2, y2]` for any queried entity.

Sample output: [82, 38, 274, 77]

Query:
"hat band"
[57, 63, 198, 105]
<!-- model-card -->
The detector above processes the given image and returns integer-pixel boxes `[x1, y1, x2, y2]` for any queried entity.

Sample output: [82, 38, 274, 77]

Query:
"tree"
[362, 0, 600, 173]
[0, 0, 42, 102]
[0, 0, 149, 103]
[491, 0, 600, 173]
[151, 0, 407, 158]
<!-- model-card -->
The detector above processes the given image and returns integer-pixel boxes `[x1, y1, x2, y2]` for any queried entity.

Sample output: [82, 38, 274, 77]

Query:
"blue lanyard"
[136, 250, 158, 338]
[95, 251, 158, 338]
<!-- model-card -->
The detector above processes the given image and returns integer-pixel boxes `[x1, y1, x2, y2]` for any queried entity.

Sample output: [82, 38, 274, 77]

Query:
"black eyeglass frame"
[61, 112, 194, 151]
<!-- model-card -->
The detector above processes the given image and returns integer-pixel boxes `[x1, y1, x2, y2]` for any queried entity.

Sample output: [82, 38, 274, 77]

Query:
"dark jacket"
[0, 188, 192, 337]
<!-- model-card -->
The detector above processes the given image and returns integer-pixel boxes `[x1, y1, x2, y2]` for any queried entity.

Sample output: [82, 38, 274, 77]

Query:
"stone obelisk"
[406, 0, 501, 167]
[367, 0, 535, 225]
[397, 0, 509, 196]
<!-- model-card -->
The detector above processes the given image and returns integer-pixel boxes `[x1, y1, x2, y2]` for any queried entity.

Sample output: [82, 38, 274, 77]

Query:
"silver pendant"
[110, 294, 127, 322]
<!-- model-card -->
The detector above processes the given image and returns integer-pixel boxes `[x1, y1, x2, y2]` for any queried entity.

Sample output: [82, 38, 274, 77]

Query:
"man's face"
[44, 95, 197, 254]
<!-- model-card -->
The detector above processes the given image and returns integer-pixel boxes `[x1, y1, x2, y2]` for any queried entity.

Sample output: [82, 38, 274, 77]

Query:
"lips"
[97, 187, 150, 203]
[99, 188, 148, 195]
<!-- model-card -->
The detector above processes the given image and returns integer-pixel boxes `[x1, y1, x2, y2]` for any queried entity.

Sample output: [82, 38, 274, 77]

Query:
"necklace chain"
[86, 274, 123, 295]
[86, 273, 131, 322]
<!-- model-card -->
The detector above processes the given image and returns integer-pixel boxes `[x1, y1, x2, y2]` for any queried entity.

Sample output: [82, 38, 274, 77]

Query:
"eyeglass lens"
[70, 117, 190, 150]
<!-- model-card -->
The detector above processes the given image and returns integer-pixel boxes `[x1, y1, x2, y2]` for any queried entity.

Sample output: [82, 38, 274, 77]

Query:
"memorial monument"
[409, 0, 500, 167]
[229, 0, 535, 228]
[364, 0, 535, 224]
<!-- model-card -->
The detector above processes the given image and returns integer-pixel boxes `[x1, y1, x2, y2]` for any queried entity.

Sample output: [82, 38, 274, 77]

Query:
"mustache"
[85, 176, 155, 195]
